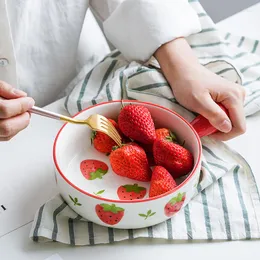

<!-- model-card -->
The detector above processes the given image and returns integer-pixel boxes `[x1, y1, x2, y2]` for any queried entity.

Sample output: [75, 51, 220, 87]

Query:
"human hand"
[0, 81, 35, 141]
[155, 38, 246, 141]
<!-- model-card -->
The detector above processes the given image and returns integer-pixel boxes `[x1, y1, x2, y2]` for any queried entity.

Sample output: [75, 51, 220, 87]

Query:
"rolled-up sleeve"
[103, 0, 201, 62]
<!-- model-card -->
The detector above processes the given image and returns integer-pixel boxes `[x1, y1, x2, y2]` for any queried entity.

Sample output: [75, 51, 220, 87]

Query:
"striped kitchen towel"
[30, 0, 260, 244]
[30, 139, 260, 244]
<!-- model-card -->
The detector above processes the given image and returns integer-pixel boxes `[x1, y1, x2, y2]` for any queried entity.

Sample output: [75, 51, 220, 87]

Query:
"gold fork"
[30, 106, 122, 146]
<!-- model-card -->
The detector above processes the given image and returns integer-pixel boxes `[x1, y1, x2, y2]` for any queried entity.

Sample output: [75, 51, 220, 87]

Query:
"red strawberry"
[164, 193, 186, 217]
[118, 105, 156, 144]
[153, 138, 194, 178]
[109, 143, 151, 182]
[141, 128, 177, 153]
[92, 119, 120, 154]
[95, 203, 124, 225]
[149, 166, 177, 197]
[117, 184, 146, 200]
[156, 128, 170, 140]
[80, 160, 108, 180]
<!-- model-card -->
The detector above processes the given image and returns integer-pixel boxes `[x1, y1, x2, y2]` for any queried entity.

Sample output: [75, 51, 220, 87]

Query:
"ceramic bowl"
[53, 100, 203, 229]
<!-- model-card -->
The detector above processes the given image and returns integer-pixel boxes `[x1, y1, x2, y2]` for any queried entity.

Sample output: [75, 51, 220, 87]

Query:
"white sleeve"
[103, 0, 201, 62]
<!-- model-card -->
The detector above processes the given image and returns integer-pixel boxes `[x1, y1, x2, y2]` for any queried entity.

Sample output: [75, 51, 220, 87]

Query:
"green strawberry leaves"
[100, 203, 124, 213]
[169, 192, 185, 205]
[165, 130, 178, 142]
[91, 131, 97, 145]
[69, 195, 82, 206]
[123, 184, 146, 193]
[89, 168, 108, 180]
[139, 209, 156, 220]
[94, 190, 105, 196]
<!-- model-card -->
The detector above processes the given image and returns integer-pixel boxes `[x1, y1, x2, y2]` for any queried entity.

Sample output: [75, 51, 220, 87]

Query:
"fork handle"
[29, 106, 80, 124]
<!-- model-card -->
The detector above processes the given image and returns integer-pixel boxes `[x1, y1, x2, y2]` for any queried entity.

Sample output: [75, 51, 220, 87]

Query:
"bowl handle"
[190, 104, 229, 138]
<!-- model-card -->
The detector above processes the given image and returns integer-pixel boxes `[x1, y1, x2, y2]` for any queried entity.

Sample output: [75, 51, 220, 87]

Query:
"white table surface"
[1, 3, 260, 260]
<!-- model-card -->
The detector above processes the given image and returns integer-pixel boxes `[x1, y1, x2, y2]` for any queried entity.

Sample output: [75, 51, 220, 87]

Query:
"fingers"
[211, 100, 246, 141]
[0, 83, 34, 141]
[0, 80, 27, 99]
[0, 112, 31, 140]
[194, 93, 232, 133]
[0, 97, 35, 119]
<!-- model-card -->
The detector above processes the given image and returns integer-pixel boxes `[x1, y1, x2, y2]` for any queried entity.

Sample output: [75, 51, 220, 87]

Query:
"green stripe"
[235, 52, 248, 58]
[132, 82, 168, 91]
[201, 189, 213, 239]
[128, 68, 157, 79]
[245, 93, 260, 107]
[119, 71, 125, 100]
[188, 0, 198, 2]
[68, 218, 74, 245]
[106, 83, 112, 101]
[249, 89, 260, 96]
[252, 40, 259, 53]
[199, 28, 216, 33]
[198, 12, 208, 17]
[147, 226, 153, 237]
[166, 218, 173, 239]
[184, 204, 193, 239]
[199, 52, 247, 60]
[233, 166, 251, 239]
[197, 182, 202, 193]
[65, 87, 75, 112]
[191, 42, 228, 48]
[68, 215, 82, 245]
[216, 67, 234, 75]
[202, 145, 224, 161]
[207, 161, 228, 172]
[108, 227, 114, 243]
[76, 69, 93, 112]
[237, 36, 245, 47]
[137, 66, 143, 72]
[127, 97, 136, 100]
[110, 50, 121, 58]
[201, 161, 217, 182]
[52, 202, 68, 241]
[240, 61, 260, 73]
[224, 33, 231, 40]
[128, 229, 134, 239]
[243, 76, 260, 86]
[218, 178, 232, 240]
[92, 60, 118, 105]
[87, 221, 95, 245]
[32, 205, 45, 242]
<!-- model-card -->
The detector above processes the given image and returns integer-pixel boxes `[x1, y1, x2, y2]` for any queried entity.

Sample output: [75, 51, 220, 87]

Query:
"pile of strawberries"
[92, 104, 194, 198]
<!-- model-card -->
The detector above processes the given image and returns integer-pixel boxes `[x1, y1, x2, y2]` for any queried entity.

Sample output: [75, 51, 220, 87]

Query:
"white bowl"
[53, 100, 202, 229]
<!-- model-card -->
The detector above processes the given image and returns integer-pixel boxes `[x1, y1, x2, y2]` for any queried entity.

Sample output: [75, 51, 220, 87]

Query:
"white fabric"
[104, 0, 201, 62]
[0, 0, 200, 106]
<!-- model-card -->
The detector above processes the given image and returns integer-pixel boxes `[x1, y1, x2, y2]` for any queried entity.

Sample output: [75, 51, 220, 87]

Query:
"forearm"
[154, 38, 201, 86]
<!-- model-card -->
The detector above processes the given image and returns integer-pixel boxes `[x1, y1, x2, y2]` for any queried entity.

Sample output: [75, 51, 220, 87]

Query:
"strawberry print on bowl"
[139, 209, 156, 220]
[69, 195, 82, 206]
[95, 203, 125, 225]
[80, 159, 108, 180]
[164, 192, 186, 217]
[117, 184, 146, 200]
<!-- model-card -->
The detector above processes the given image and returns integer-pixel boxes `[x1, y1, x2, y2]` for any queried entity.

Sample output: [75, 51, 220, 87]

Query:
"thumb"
[195, 95, 232, 133]
[0, 81, 27, 99]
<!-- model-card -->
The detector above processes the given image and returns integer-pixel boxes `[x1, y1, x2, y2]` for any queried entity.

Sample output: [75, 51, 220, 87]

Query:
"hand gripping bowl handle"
[190, 104, 229, 138]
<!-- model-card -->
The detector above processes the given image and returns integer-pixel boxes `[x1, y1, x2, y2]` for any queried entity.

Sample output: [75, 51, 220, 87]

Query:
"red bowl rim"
[53, 100, 202, 203]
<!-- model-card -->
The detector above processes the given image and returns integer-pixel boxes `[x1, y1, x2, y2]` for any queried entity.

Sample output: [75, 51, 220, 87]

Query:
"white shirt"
[0, 0, 201, 106]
